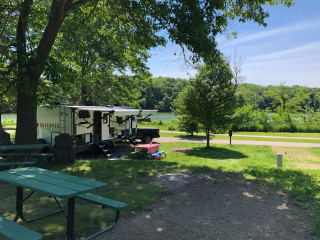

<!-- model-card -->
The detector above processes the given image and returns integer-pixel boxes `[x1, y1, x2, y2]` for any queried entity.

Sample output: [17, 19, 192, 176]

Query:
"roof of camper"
[61, 105, 157, 116]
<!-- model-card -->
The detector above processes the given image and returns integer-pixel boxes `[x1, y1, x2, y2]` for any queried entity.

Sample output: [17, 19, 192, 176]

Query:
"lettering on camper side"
[39, 123, 61, 132]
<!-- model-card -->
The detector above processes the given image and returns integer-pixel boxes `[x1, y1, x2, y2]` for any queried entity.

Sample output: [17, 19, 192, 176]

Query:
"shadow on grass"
[172, 146, 248, 160]
[5, 152, 320, 240]
[173, 134, 208, 140]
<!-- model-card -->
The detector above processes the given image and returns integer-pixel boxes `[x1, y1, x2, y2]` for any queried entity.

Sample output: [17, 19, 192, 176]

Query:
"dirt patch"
[152, 173, 200, 189]
[272, 147, 320, 170]
[95, 172, 316, 240]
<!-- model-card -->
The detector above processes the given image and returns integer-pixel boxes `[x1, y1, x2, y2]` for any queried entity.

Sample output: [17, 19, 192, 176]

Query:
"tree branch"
[64, 0, 98, 14]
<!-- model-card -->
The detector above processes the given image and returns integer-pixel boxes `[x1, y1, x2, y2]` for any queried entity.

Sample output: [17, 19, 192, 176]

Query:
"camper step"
[128, 136, 138, 146]
[96, 145, 113, 156]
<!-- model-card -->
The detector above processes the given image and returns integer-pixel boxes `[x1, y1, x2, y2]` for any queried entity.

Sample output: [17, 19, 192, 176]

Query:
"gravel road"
[95, 172, 316, 240]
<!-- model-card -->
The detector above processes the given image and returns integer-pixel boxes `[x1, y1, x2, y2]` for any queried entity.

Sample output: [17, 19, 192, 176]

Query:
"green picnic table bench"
[0, 144, 53, 166]
[0, 216, 43, 240]
[0, 161, 36, 169]
[76, 193, 127, 239]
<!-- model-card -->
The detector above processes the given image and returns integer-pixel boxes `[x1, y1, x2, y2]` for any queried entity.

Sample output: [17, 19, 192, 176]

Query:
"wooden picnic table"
[0, 144, 48, 161]
[135, 143, 160, 159]
[0, 167, 107, 240]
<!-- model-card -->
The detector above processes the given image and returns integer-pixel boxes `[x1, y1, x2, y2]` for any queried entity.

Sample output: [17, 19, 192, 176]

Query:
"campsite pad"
[96, 172, 316, 240]
[153, 173, 200, 189]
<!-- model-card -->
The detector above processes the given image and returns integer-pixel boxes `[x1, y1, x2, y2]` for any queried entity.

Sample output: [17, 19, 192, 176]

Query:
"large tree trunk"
[15, 0, 67, 145]
[15, 0, 36, 145]
[206, 129, 210, 148]
[15, 89, 38, 145]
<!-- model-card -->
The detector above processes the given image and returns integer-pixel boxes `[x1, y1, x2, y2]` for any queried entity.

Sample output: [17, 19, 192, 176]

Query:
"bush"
[1, 115, 16, 126]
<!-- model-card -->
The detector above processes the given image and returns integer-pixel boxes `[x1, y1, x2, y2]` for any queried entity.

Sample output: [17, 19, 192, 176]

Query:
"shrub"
[1, 115, 16, 126]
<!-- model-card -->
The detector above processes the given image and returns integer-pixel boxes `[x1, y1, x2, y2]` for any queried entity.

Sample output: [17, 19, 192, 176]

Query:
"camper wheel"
[37, 138, 48, 152]
[143, 134, 152, 143]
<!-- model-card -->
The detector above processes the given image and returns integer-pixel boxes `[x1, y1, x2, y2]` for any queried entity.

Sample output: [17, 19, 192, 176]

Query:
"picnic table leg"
[26, 149, 30, 162]
[66, 197, 75, 240]
[14, 186, 24, 222]
[14, 186, 67, 222]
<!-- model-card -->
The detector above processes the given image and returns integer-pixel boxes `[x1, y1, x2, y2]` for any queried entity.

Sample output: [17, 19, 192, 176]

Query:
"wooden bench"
[76, 193, 127, 239]
[0, 216, 43, 240]
[0, 161, 36, 169]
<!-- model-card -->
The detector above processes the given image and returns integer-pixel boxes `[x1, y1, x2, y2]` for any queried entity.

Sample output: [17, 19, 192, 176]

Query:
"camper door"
[101, 112, 110, 140]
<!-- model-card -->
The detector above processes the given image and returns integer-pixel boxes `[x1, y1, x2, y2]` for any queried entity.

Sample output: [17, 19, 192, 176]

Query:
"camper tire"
[143, 134, 152, 143]
[37, 138, 48, 152]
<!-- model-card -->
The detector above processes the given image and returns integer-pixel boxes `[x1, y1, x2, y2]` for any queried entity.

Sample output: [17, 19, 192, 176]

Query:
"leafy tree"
[264, 83, 289, 112]
[264, 83, 310, 113]
[1, 0, 295, 145]
[177, 115, 201, 136]
[173, 56, 237, 148]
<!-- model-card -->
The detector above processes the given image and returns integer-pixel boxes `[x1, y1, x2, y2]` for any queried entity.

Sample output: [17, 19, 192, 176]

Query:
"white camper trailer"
[37, 103, 157, 155]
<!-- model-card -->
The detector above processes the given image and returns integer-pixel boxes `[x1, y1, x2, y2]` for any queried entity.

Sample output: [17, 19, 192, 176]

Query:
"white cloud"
[247, 42, 320, 62]
[220, 19, 320, 46]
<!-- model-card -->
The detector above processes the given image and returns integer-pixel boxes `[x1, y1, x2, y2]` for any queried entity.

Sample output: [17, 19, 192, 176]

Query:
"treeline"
[138, 77, 189, 112]
[138, 78, 320, 113]
[237, 83, 320, 112]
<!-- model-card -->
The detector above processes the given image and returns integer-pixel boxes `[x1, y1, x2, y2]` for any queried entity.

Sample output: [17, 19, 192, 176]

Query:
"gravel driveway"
[95, 172, 316, 240]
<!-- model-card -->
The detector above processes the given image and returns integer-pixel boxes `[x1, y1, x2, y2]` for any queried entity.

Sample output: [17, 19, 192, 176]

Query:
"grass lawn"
[235, 131, 320, 138]
[160, 132, 320, 143]
[1, 142, 320, 239]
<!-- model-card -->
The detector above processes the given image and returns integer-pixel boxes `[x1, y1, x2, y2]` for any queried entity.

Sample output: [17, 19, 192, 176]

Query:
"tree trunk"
[15, 0, 36, 145]
[15, 0, 67, 145]
[0, 107, 4, 134]
[81, 81, 87, 105]
[15, 89, 38, 145]
[206, 129, 210, 148]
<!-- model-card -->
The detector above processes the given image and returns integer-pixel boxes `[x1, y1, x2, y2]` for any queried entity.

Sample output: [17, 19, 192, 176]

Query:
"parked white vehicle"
[37, 102, 157, 155]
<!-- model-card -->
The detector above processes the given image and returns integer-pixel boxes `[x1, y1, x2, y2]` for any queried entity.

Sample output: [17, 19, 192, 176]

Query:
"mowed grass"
[160, 132, 320, 143]
[2, 142, 320, 239]
[235, 131, 320, 138]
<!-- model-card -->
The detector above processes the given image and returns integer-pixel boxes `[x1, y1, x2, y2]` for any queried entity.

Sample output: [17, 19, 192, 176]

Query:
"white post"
[277, 153, 283, 167]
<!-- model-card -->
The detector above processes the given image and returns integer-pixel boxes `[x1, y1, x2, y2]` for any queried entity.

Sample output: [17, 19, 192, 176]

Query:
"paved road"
[6, 128, 320, 147]
[161, 131, 320, 140]
[156, 136, 320, 148]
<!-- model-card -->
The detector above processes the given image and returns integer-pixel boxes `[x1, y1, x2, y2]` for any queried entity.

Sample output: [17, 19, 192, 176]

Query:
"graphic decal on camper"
[39, 123, 61, 132]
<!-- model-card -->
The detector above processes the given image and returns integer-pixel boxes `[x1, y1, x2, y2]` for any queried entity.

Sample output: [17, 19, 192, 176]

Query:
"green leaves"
[174, 55, 237, 147]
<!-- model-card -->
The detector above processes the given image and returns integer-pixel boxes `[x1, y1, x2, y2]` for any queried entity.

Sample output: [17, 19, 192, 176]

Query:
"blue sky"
[147, 0, 320, 87]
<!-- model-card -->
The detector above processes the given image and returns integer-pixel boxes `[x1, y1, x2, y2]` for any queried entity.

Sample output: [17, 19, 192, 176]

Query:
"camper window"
[79, 111, 90, 118]
[103, 114, 108, 124]
[116, 116, 122, 124]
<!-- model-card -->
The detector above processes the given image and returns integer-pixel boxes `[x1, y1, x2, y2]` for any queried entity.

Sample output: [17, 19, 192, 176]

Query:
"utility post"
[229, 129, 232, 146]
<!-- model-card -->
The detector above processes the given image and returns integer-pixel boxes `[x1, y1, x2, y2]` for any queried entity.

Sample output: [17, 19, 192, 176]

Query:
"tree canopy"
[0, 0, 295, 144]
[173, 56, 237, 148]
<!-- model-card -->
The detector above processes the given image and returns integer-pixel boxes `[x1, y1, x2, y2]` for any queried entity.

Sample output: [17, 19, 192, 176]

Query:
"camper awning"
[67, 106, 144, 116]
[140, 110, 158, 115]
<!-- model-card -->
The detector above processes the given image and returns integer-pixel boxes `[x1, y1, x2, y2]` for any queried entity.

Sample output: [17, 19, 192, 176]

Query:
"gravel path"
[95, 172, 316, 240]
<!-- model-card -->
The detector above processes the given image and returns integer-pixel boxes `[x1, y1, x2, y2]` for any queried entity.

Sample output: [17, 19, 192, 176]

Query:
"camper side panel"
[37, 106, 72, 145]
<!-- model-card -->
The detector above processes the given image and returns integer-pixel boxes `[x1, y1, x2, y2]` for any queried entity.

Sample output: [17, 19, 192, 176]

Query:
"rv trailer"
[37, 102, 157, 156]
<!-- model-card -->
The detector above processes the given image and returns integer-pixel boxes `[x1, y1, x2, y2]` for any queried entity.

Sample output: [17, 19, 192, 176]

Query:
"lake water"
[142, 112, 177, 122]
[2, 112, 177, 123]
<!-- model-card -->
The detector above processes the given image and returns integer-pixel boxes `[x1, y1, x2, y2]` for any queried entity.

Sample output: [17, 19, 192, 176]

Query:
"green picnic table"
[0, 167, 108, 240]
[0, 144, 49, 162]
